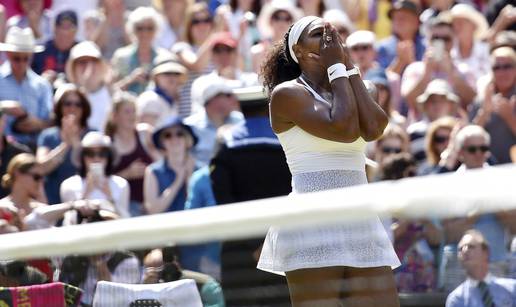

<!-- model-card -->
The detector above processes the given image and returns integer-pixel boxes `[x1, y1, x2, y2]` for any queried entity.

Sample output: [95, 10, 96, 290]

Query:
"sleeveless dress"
[257, 77, 400, 275]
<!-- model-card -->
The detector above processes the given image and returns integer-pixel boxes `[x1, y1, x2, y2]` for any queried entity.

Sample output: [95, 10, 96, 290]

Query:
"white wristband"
[327, 63, 348, 82]
[346, 66, 360, 77]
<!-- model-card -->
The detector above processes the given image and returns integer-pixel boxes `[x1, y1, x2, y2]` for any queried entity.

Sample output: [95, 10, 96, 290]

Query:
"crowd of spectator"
[0, 0, 514, 305]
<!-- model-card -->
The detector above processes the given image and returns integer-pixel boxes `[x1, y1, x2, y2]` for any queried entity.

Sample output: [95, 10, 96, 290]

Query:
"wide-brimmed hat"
[346, 30, 376, 48]
[69, 41, 102, 61]
[152, 116, 198, 150]
[450, 4, 489, 39]
[388, 0, 421, 19]
[72, 131, 117, 167]
[151, 62, 187, 79]
[258, 0, 302, 39]
[0, 27, 44, 53]
[233, 85, 268, 107]
[201, 80, 233, 106]
[416, 79, 459, 104]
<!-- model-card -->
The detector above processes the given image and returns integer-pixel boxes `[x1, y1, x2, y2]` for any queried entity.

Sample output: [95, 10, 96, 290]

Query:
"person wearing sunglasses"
[373, 124, 411, 172]
[419, 116, 457, 176]
[144, 115, 197, 214]
[60, 131, 130, 219]
[36, 84, 94, 205]
[0, 26, 53, 151]
[455, 125, 492, 171]
[112, 6, 168, 96]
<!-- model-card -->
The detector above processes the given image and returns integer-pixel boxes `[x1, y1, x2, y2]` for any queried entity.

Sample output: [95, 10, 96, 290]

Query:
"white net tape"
[0, 164, 514, 260]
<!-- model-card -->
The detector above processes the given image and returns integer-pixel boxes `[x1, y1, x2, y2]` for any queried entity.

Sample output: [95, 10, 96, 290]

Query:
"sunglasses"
[12, 55, 30, 63]
[161, 130, 186, 139]
[465, 145, 489, 154]
[62, 100, 83, 108]
[271, 14, 292, 22]
[431, 35, 452, 42]
[135, 25, 155, 32]
[381, 146, 402, 154]
[83, 149, 110, 158]
[191, 17, 213, 25]
[24, 172, 43, 181]
[492, 63, 514, 71]
[351, 45, 372, 52]
[213, 46, 235, 54]
[433, 135, 450, 144]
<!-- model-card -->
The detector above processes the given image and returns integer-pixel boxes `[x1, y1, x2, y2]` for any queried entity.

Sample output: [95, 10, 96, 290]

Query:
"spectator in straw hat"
[0, 26, 53, 150]
[136, 54, 188, 127]
[65, 41, 112, 132]
[450, 4, 491, 88]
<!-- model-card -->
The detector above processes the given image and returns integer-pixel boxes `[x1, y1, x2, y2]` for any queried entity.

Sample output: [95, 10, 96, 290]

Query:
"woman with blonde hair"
[419, 116, 457, 175]
[374, 123, 411, 166]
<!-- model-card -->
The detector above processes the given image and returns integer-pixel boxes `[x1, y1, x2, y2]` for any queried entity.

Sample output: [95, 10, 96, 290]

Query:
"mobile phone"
[432, 39, 445, 62]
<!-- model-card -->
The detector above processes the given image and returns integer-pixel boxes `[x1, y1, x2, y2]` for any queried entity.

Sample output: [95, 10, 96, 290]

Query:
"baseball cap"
[211, 32, 237, 49]
[388, 0, 421, 19]
[55, 10, 78, 27]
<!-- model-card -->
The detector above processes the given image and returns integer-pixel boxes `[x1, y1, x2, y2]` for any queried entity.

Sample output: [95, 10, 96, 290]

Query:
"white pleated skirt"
[257, 170, 400, 275]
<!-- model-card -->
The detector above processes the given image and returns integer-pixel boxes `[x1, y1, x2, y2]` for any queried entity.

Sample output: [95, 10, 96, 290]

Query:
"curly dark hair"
[261, 26, 301, 96]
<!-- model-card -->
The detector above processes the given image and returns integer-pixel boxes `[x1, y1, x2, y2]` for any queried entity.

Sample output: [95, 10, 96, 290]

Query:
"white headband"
[288, 16, 319, 63]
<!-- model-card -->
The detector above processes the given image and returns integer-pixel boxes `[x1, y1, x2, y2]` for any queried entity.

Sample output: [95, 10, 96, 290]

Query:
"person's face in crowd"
[162, 0, 188, 20]
[270, 10, 293, 37]
[452, 17, 476, 42]
[377, 136, 403, 163]
[55, 19, 77, 50]
[114, 103, 137, 130]
[73, 56, 100, 76]
[432, 127, 451, 157]
[134, 19, 157, 45]
[458, 234, 489, 269]
[20, 0, 43, 15]
[190, 11, 213, 44]
[159, 125, 191, 153]
[155, 72, 183, 96]
[492, 56, 516, 94]
[206, 92, 238, 118]
[375, 83, 391, 111]
[459, 135, 490, 169]
[350, 43, 376, 68]
[423, 94, 455, 121]
[7, 52, 32, 76]
[60, 92, 84, 120]
[429, 25, 454, 53]
[212, 44, 237, 69]
[15, 165, 43, 197]
[83, 146, 110, 171]
[391, 9, 419, 40]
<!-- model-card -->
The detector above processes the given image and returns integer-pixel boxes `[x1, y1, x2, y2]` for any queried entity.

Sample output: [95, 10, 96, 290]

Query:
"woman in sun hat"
[450, 4, 491, 87]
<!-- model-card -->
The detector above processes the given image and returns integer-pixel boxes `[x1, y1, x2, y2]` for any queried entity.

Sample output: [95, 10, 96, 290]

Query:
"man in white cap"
[184, 78, 243, 167]
[0, 26, 52, 150]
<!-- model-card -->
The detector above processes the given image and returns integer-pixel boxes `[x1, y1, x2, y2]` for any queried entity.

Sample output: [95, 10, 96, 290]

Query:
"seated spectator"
[473, 46, 515, 164]
[136, 55, 189, 126]
[189, 32, 258, 115]
[112, 7, 167, 96]
[65, 41, 112, 132]
[0, 107, 30, 198]
[450, 4, 490, 90]
[185, 80, 244, 167]
[36, 84, 94, 205]
[6, 0, 52, 44]
[60, 131, 131, 218]
[373, 123, 410, 168]
[144, 116, 197, 214]
[172, 2, 218, 117]
[402, 14, 476, 111]
[418, 116, 457, 175]
[379, 153, 442, 293]
[407, 79, 460, 163]
[439, 126, 516, 292]
[142, 248, 224, 307]
[106, 92, 159, 217]
[446, 230, 516, 307]
[0, 26, 53, 150]
[376, 0, 425, 75]
[31, 10, 78, 84]
[58, 213, 140, 306]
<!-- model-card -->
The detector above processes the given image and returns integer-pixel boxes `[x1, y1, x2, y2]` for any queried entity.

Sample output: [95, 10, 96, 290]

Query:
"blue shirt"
[182, 166, 221, 273]
[376, 34, 426, 70]
[149, 159, 187, 212]
[446, 275, 516, 307]
[0, 62, 53, 146]
[222, 116, 280, 149]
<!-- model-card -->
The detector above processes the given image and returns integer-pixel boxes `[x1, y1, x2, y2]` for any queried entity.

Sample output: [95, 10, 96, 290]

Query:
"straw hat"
[416, 79, 459, 104]
[0, 27, 44, 53]
[257, 0, 302, 39]
[450, 4, 489, 39]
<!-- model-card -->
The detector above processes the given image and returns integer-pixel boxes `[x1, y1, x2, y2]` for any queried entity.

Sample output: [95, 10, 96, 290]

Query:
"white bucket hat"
[0, 27, 44, 53]
[416, 79, 459, 104]
[450, 4, 489, 39]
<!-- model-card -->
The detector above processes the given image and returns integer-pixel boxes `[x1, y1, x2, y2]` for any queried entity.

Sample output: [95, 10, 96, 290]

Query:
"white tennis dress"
[257, 77, 400, 275]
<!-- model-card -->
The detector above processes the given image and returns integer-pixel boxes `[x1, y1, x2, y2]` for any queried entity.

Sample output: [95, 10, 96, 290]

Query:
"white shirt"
[87, 86, 112, 132]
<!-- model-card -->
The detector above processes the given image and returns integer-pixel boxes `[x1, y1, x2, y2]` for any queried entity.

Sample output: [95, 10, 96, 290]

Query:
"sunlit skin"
[191, 11, 213, 45]
[432, 127, 451, 157]
[422, 94, 456, 122]
[492, 56, 516, 95]
[459, 135, 490, 169]
[391, 9, 419, 40]
[6, 52, 32, 82]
